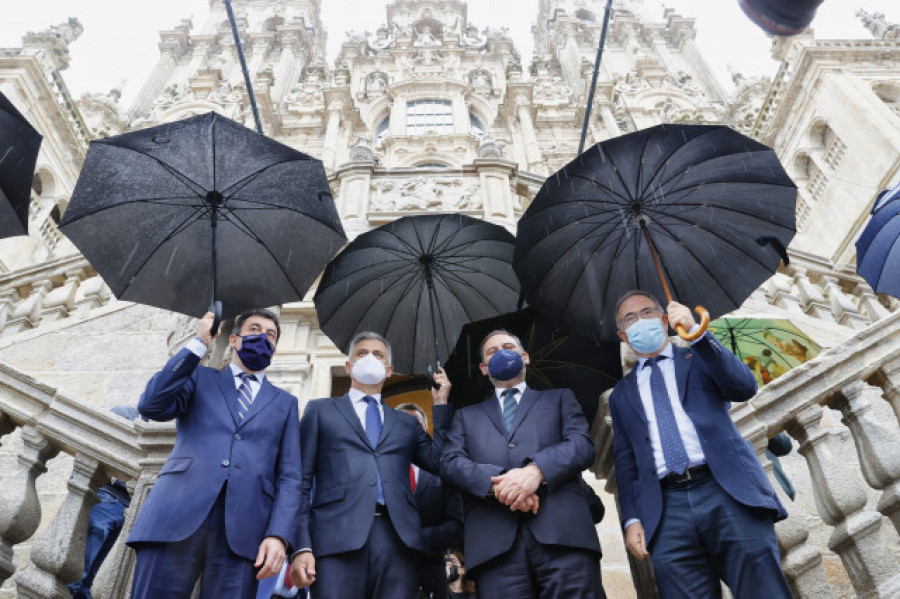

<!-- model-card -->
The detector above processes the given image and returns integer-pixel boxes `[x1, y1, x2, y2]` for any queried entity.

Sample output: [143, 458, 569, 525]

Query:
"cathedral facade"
[0, 1, 899, 597]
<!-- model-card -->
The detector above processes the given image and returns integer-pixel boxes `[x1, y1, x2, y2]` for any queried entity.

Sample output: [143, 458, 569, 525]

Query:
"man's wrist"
[186, 337, 209, 358]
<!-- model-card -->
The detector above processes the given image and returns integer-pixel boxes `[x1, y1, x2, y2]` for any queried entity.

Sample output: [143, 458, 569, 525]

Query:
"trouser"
[67, 485, 129, 599]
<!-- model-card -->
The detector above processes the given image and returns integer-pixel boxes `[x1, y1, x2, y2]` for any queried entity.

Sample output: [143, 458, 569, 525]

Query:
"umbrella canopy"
[514, 123, 797, 342]
[60, 112, 346, 320]
[856, 182, 900, 298]
[314, 213, 520, 374]
[708, 317, 820, 387]
[443, 307, 621, 423]
[0, 91, 42, 238]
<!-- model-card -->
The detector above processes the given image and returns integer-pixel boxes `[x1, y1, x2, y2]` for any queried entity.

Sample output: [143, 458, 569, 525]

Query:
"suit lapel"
[508, 387, 539, 438]
[481, 395, 508, 438]
[378, 403, 397, 447]
[215, 367, 240, 428]
[239, 378, 277, 428]
[674, 346, 694, 407]
[334, 394, 371, 447]
[622, 370, 648, 425]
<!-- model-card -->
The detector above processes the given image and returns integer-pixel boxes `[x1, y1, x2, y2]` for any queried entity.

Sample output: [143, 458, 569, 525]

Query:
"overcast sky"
[0, 0, 896, 109]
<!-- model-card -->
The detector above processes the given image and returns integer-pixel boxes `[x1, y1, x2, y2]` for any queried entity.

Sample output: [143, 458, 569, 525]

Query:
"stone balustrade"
[594, 309, 900, 598]
[0, 360, 174, 599]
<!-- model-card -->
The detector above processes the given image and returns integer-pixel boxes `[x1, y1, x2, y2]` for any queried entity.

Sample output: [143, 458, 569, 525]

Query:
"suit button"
[374, 452, 380, 458]
[234, 433, 242, 441]
[508, 442, 516, 449]
[369, 480, 376, 486]
[221, 459, 230, 467]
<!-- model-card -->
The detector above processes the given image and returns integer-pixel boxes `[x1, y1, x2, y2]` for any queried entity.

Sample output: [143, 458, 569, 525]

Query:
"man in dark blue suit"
[608, 291, 792, 599]
[397, 402, 463, 599]
[441, 330, 605, 599]
[127, 309, 302, 598]
[290, 332, 452, 599]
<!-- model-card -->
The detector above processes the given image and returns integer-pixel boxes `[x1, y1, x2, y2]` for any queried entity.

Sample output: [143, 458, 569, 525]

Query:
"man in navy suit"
[397, 402, 463, 599]
[290, 332, 452, 599]
[608, 291, 792, 599]
[127, 309, 302, 598]
[441, 330, 605, 599]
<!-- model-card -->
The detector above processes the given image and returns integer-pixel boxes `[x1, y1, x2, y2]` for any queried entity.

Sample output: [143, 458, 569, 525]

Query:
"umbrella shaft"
[223, 0, 264, 134]
[210, 206, 218, 305]
[641, 223, 674, 303]
[577, 0, 613, 156]
[424, 268, 441, 366]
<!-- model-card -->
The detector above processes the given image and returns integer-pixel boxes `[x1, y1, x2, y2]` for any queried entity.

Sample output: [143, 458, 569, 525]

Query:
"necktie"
[363, 395, 385, 504]
[645, 356, 689, 475]
[501, 387, 519, 433]
[236, 372, 257, 421]
[410, 465, 417, 492]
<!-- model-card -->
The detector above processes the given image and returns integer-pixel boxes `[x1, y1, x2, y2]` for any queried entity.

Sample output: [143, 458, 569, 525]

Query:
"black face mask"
[447, 565, 460, 583]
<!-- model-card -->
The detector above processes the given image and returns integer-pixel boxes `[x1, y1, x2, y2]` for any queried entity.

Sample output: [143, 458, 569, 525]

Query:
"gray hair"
[614, 290, 663, 328]
[396, 402, 428, 430]
[479, 329, 525, 362]
[347, 331, 393, 364]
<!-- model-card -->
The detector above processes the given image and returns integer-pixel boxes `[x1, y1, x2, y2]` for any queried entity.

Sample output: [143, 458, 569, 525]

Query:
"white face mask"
[351, 353, 387, 385]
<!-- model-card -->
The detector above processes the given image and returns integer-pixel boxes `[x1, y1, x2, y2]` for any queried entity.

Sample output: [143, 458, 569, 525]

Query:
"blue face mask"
[625, 318, 668, 354]
[237, 333, 275, 371]
[487, 349, 524, 381]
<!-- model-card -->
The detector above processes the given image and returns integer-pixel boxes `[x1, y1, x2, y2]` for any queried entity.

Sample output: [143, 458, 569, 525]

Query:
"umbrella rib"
[566, 174, 632, 203]
[648, 195, 796, 230]
[59, 197, 207, 227]
[102, 145, 208, 198]
[636, 127, 723, 198]
[221, 158, 315, 197]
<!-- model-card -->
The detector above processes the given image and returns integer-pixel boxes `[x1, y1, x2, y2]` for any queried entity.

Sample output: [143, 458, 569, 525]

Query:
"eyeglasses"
[619, 306, 661, 328]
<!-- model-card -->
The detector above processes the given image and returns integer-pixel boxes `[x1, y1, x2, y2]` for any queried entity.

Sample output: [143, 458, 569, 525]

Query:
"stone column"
[836, 380, 900, 535]
[599, 102, 620, 139]
[514, 95, 543, 173]
[15, 454, 106, 599]
[0, 426, 59, 583]
[322, 100, 343, 171]
[788, 404, 900, 596]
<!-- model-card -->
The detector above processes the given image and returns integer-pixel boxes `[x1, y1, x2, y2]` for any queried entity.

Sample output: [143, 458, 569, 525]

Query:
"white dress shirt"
[635, 342, 706, 478]
[187, 337, 266, 401]
[348, 387, 384, 430]
[494, 381, 527, 412]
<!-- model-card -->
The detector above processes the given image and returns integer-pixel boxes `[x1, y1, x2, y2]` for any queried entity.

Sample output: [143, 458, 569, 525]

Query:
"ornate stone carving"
[369, 177, 482, 212]
[349, 137, 375, 162]
[477, 137, 502, 159]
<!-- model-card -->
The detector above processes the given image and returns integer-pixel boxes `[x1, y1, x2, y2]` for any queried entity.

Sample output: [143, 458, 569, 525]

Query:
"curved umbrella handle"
[209, 300, 222, 338]
[675, 306, 710, 341]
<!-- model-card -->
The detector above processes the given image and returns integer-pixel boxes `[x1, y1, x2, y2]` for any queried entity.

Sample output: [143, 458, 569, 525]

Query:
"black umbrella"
[0, 91, 42, 238]
[443, 307, 621, 423]
[314, 213, 520, 375]
[60, 112, 345, 330]
[514, 124, 797, 342]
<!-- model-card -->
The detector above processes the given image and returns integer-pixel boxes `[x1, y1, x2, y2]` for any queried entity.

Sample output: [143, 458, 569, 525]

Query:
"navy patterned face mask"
[487, 349, 524, 381]
[237, 333, 274, 371]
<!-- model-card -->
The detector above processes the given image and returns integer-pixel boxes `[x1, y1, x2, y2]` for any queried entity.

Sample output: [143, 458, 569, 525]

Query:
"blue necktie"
[501, 388, 519, 433]
[236, 373, 257, 421]
[645, 356, 689, 475]
[363, 395, 385, 504]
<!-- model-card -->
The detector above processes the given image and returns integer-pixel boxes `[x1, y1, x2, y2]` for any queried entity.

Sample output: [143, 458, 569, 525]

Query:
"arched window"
[406, 99, 454, 135]
[470, 113, 485, 139]
[375, 116, 390, 145]
[415, 162, 449, 168]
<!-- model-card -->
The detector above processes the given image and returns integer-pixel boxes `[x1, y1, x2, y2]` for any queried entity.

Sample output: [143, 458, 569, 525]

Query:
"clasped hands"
[490, 463, 544, 514]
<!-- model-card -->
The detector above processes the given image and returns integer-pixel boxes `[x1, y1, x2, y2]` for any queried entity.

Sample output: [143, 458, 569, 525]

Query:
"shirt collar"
[636, 342, 674, 370]
[349, 387, 382, 403]
[494, 381, 527, 400]
[229, 362, 266, 384]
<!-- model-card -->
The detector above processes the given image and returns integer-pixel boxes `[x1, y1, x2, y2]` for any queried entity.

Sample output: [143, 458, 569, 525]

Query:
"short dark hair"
[479, 329, 524, 362]
[396, 402, 428, 429]
[347, 331, 393, 364]
[614, 290, 663, 327]
[232, 308, 281, 344]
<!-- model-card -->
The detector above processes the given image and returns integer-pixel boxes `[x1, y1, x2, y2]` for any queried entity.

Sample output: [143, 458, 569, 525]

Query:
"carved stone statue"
[413, 25, 440, 47]
[367, 72, 388, 92]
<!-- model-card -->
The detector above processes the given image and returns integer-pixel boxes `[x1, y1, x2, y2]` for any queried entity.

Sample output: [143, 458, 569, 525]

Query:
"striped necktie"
[645, 355, 689, 475]
[501, 387, 519, 432]
[363, 395, 385, 504]
[236, 372, 257, 421]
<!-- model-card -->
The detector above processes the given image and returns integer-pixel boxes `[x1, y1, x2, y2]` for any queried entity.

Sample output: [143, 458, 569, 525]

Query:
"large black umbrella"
[314, 214, 520, 375]
[514, 124, 796, 342]
[856, 182, 900, 298]
[443, 307, 621, 423]
[60, 112, 345, 328]
[0, 91, 42, 238]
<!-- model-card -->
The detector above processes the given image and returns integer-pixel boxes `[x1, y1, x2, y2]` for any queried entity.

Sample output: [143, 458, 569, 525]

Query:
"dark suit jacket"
[296, 395, 452, 557]
[441, 387, 600, 570]
[609, 334, 788, 546]
[415, 469, 463, 597]
[127, 348, 302, 560]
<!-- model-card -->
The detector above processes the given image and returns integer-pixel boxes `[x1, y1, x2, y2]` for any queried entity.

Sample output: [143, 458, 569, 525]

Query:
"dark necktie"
[236, 373, 257, 421]
[645, 356, 689, 475]
[501, 387, 519, 432]
[363, 395, 385, 504]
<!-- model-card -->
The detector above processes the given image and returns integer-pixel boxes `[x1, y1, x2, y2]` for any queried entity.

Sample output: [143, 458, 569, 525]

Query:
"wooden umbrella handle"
[675, 306, 710, 341]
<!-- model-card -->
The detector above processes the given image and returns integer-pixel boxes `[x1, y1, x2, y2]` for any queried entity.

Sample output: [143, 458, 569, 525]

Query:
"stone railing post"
[788, 404, 900, 597]
[0, 426, 59, 583]
[821, 275, 868, 329]
[0, 288, 22, 333]
[835, 380, 900, 535]
[853, 282, 891, 322]
[72, 275, 111, 314]
[15, 453, 106, 599]
[790, 268, 835, 321]
[39, 268, 84, 322]
[763, 272, 805, 314]
[870, 357, 900, 426]
[3, 280, 53, 336]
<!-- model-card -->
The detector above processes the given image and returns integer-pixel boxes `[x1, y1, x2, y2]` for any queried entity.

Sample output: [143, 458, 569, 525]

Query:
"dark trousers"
[650, 476, 793, 599]
[473, 524, 605, 599]
[313, 511, 419, 599]
[130, 489, 258, 599]
[68, 486, 129, 599]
